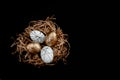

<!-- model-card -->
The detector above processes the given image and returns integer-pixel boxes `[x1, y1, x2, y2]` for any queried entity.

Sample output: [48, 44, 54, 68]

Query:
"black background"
[0, 1, 101, 80]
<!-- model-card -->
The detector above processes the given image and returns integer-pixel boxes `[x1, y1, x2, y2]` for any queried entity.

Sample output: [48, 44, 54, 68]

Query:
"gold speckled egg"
[45, 32, 57, 46]
[26, 42, 41, 53]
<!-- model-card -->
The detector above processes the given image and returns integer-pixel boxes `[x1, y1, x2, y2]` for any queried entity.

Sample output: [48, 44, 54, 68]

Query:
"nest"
[11, 16, 70, 67]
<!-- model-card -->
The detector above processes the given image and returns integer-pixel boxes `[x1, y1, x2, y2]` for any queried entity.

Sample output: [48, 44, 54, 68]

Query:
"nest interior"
[11, 17, 70, 67]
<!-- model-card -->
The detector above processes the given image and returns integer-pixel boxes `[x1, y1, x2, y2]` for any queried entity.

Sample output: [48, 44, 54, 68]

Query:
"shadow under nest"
[11, 17, 70, 68]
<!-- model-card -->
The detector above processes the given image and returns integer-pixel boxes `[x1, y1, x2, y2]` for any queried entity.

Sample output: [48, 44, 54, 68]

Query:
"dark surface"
[0, 1, 96, 80]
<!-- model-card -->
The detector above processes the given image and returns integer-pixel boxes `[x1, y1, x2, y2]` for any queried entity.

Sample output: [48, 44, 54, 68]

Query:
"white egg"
[40, 46, 54, 63]
[30, 30, 45, 43]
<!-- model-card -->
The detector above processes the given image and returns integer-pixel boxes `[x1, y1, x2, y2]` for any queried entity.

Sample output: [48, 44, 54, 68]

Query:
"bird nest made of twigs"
[11, 16, 70, 68]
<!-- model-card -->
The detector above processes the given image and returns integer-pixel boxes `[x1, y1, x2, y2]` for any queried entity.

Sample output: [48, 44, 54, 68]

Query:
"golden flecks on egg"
[45, 32, 57, 46]
[26, 42, 41, 53]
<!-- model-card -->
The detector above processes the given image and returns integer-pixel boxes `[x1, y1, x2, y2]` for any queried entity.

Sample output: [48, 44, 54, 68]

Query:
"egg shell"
[26, 43, 41, 53]
[40, 46, 54, 63]
[30, 30, 45, 43]
[46, 32, 57, 46]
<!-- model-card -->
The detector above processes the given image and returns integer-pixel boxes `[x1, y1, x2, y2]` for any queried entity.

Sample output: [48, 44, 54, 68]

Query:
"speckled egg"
[40, 46, 54, 63]
[30, 30, 45, 43]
